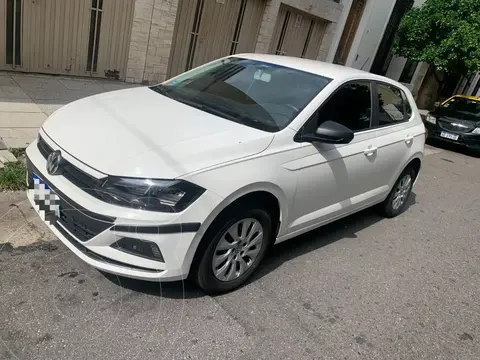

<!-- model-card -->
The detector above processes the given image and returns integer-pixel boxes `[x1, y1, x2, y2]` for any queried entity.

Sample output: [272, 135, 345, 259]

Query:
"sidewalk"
[0, 72, 138, 150]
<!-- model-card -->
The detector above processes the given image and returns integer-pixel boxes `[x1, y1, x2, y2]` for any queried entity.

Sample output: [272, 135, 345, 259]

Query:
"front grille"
[438, 120, 474, 133]
[37, 136, 105, 196]
[37, 136, 52, 158]
[57, 197, 113, 242]
[27, 159, 115, 242]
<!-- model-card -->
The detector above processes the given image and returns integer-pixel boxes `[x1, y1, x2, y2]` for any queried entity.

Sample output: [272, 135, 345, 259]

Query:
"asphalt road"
[1, 143, 479, 360]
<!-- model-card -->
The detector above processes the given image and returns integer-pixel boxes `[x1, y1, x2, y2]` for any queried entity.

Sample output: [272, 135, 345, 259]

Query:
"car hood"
[42, 87, 274, 178]
[432, 108, 480, 126]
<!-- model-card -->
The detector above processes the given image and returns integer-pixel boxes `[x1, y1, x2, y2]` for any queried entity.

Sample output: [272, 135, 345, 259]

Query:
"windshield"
[439, 96, 480, 120]
[150, 57, 332, 132]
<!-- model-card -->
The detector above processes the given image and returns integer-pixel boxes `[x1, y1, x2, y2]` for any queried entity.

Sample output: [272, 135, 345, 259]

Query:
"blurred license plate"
[32, 174, 60, 218]
[33, 173, 50, 190]
[440, 131, 459, 141]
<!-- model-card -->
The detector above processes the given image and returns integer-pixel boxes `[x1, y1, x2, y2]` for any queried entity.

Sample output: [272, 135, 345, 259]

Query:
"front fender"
[181, 182, 291, 276]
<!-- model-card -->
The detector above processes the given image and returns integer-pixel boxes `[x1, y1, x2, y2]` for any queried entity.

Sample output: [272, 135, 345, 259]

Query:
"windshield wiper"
[150, 85, 171, 98]
[175, 98, 241, 122]
[209, 101, 280, 131]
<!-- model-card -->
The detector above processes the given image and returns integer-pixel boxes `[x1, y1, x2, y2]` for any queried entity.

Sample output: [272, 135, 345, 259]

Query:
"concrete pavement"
[0, 144, 479, 360]
[0, 72, 137, 150]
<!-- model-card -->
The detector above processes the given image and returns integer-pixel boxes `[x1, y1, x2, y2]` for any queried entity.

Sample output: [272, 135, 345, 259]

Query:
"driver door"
[286, 81, 384, 235]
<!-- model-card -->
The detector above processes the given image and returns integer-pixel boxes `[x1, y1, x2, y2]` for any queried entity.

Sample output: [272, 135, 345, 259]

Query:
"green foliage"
[393, 0, 480, 75]
[0, 161, 27, 191]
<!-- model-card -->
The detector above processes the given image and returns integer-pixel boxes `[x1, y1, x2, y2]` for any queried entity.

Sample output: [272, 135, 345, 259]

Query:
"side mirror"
[433, 101, 440, 109]
[298, 121, 354, 144]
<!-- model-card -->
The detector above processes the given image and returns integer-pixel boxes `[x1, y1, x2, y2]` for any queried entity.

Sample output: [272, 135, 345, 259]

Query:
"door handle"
[364, 146, 377, 156]
[405, 134, 414, 144]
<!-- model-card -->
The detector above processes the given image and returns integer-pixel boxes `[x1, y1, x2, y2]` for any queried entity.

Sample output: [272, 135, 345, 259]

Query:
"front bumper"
[424, 121, 480, 150]
[25, 138, 222, 282]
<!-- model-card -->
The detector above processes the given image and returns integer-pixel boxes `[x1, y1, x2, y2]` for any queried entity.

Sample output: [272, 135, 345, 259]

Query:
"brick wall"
[126, 0, 178, 84]
[125, 0, 154, 83]
[143, 0, 179, 84]
[127, 0, 344, 84]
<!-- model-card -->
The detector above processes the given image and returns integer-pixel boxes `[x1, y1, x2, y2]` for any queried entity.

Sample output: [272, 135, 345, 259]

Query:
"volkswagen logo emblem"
[46, 150, 63, 175]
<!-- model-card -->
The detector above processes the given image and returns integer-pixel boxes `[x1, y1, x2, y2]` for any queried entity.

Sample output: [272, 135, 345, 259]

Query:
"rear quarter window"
[402, 90, 413, 119]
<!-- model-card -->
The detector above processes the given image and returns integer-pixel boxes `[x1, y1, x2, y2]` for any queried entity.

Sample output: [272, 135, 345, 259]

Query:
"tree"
[392, 0, 480, 82]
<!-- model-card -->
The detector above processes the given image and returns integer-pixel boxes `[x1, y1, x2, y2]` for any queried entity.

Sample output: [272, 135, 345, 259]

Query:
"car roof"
[235, 53, 400, 85]
[450, 94, 480, 102]
[440, 94, 480, 106]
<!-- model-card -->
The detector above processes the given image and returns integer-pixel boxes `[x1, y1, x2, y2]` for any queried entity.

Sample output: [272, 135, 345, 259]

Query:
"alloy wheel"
[392, 174, 412, 210]
[212, 218, 264, 282]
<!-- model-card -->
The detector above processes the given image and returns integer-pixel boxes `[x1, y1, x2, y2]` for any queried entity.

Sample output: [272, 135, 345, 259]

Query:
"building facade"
[127, 0, 347, 84]
[1, 0, 348, 84]
[6, 0, 465, 108]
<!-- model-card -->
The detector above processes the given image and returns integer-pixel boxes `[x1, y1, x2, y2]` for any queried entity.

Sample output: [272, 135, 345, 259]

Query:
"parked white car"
[26, 54, 425, 294]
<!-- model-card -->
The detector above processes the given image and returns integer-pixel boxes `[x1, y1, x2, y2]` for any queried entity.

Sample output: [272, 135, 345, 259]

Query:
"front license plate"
[440, 131, 459, 141]
[32, 174, 61, 221]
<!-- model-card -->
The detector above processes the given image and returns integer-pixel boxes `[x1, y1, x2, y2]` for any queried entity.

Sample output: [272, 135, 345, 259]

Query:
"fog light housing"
[111, 238, 164, 262]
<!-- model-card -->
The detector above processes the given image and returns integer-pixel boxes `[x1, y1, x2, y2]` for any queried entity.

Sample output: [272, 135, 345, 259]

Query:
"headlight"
[425, 114, 436, 124]
[472, 128, 480, 135]
[95, 177, 205, 212]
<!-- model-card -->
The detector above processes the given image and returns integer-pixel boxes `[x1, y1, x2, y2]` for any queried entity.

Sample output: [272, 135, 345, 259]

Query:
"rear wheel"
[378, 166, 416, 218]
[194, 207, 273, 294]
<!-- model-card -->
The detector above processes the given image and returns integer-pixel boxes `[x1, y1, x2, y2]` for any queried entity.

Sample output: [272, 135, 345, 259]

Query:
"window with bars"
[6, 0, 22, 66]
[230, 0, 247, 55]
[301, 20, 314, 58]
[87, 0, 104, 72]
[275, 11, 290, 55]
[185, 0, 205, 71]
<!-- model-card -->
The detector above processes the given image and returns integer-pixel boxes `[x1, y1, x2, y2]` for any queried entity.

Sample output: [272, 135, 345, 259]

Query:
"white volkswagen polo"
[26, 54, 425, 294]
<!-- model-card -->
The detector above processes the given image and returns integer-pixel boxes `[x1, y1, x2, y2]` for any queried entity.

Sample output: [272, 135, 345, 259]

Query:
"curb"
[0, 149, 18, 169]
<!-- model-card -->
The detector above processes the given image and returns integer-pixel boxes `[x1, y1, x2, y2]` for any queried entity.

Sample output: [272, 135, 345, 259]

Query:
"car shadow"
[427, 138, 480, 158]
[101, 271, 206, 299]
[102, 193, 416, 299]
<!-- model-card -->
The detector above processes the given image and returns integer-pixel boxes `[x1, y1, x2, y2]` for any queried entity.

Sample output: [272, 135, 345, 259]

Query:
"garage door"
[1, 0, 134, 80]
[167, 0, 265, 78]
[270, 5, 328, 60]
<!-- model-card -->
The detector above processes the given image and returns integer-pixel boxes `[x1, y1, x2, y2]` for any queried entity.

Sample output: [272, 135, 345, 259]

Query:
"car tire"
[377, 166, 416, 218]
[194, 205, 273, 295]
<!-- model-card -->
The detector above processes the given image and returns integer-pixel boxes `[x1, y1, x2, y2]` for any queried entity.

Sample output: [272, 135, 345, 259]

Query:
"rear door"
[372, 82, 416, 196]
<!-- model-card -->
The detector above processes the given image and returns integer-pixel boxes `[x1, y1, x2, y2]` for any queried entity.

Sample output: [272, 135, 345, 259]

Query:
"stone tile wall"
[127, 0, 344, 84]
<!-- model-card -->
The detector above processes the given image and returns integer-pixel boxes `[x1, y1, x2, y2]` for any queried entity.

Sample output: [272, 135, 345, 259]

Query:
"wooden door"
[270, 6, 328, 60]
[333, 0, 367, 65]
[22, 0, 91, 76]
[167, 0, 265, 78]
[2, 0, 134, 79]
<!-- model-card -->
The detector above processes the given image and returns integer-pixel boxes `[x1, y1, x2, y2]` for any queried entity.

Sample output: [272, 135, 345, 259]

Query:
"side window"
[377, 84, 407, 126]
[314, 82, 372, 132]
